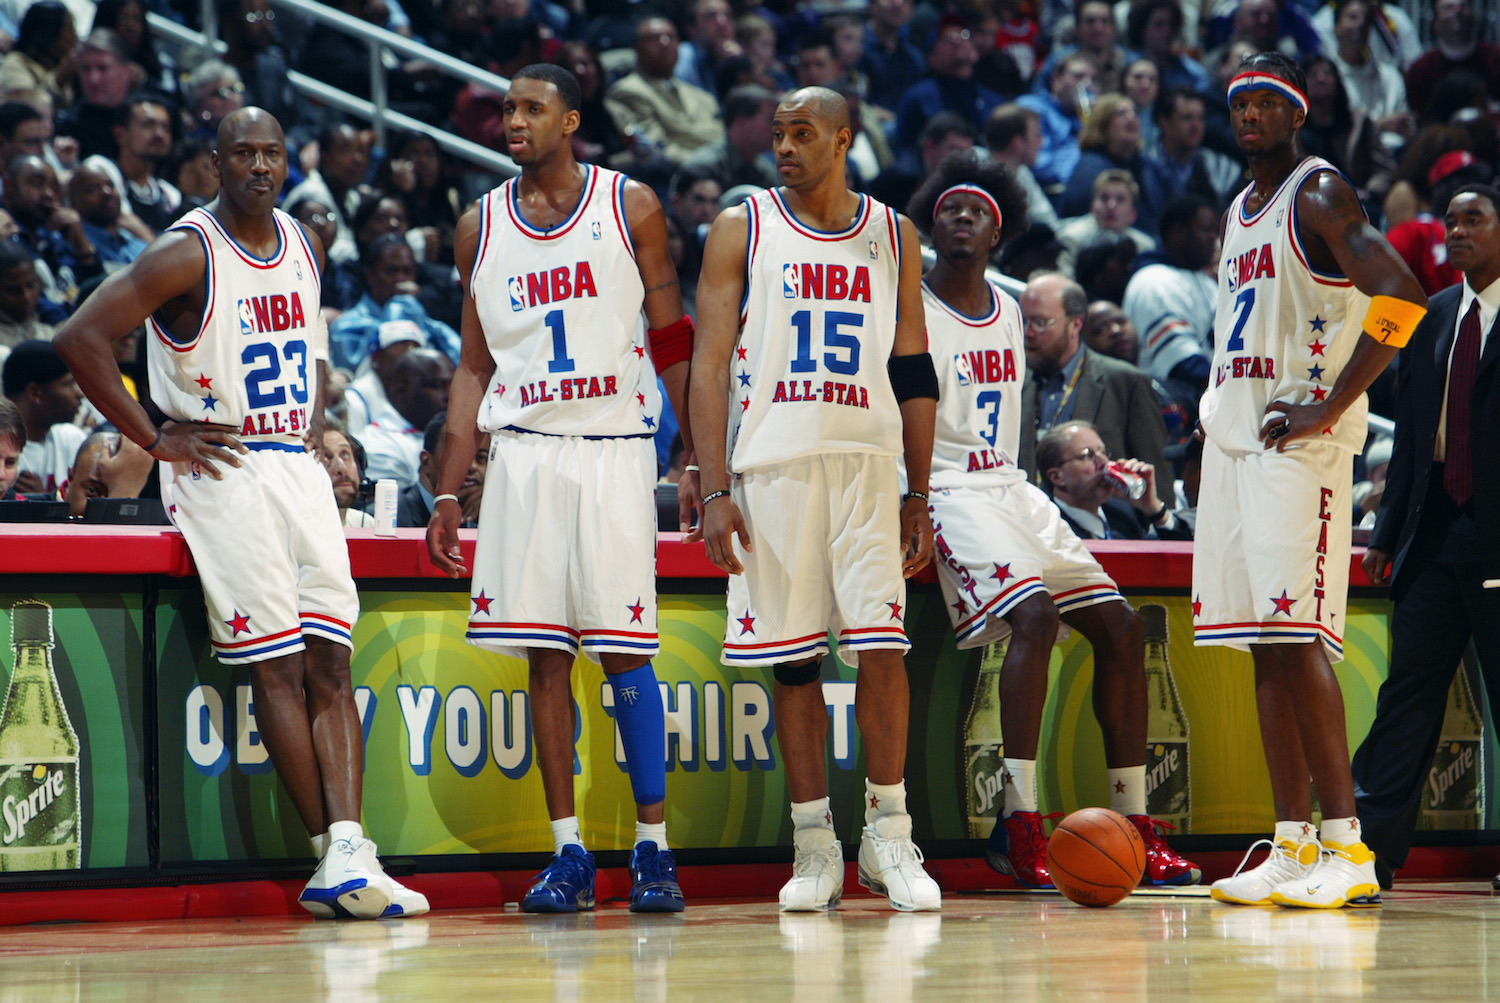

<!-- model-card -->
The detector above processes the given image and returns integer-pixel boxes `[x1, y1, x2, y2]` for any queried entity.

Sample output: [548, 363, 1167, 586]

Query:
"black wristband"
[142, 429, 162, 453]
[1146, 503, 1168, 523]
[904, 491, 928, 504]
[702, 490, 730, 505]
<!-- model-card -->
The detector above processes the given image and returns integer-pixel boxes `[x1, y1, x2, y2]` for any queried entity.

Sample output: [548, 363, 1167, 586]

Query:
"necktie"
[1443, 299, 1482, 506]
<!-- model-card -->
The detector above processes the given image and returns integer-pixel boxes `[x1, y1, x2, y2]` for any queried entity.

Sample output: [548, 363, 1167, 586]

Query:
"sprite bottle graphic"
[962, 640, 1006, 838]
[1418, 653, 1484, 831]
[1142, 604, 1190, 831]
[0, 600, 82, 870]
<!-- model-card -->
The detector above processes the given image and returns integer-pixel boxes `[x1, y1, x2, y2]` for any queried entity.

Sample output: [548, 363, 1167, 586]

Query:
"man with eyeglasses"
[1017, 272, 1170, 487]
[220, 0, 300, 140]
[1038, 420, 1189, 541]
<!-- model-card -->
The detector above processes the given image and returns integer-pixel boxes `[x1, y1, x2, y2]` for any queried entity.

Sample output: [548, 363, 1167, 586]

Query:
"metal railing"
[148, 0, 519, 177]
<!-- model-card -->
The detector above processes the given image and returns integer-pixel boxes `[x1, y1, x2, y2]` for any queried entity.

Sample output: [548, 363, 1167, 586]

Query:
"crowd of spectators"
[0, 0, 1493, 530]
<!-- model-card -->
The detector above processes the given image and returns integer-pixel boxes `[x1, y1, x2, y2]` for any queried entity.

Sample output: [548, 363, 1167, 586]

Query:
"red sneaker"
[985, 810, 1058, 888]
[1128, 815, 1202, 885]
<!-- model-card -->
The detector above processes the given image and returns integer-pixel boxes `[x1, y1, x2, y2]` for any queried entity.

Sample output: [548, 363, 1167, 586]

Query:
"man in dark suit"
[1018, 273, 1170, 487]
[1353, 183, 1500, 889]
[396, 412, 488, 529]
[1037, 420, 1191, 540]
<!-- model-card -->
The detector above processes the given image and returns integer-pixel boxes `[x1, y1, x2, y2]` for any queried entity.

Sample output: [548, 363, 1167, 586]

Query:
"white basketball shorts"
[467, 430, 658, 662]
[724, 453, 909, 668]
[1193, 437, 1351, 661]
[931, 480, 1123, 648]
[162, 444, 359, 665]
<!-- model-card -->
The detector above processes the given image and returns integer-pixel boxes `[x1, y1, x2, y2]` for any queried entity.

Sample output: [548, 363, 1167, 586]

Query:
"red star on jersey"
[195, 373, 213, 389]
[737, 612, 755, 634]
[1192, 595, 1202, 617]
[494, 384, 506, 396]
[1308, 339, 1327, 356]
[741, 397, 750, 412]
[1114, 780, 1126, 794]
[636, 392, 646, 406]
[472, 590, 493, 615]
[1270, 590, 1296, 616]
[1311, 386, 1327, 402]
[225, 610, 251, 636]
[627, 597, 645, 624]
[951, 598, 969, 616]
[634, 346, 646, 358]
[991, 563, 1012, 582]
[887, 601, 903, 620]
[736, 347, 748, 361]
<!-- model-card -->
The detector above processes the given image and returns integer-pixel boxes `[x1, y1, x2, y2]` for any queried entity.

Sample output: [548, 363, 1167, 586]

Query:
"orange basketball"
[1046, 807, 1146, 907]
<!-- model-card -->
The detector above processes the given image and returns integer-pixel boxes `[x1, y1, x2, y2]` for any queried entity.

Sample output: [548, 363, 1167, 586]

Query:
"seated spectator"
[667, 164, 721, 253]
[1055, 170, 1155, 276]
[4, 154, 104, 305]
[379, 131, 463, 268]
[83, 94, 180, 235]
[871, 112, 976, 223]
[893, 14, 1007, 160]
[1082, 299, 1140, 366]
[451, 17, 545, 158]
[2, 339, 86, 494]
[338, 322, 424, 434]
[0, 3, 77, 111]
[1018, 272, 1170, 485]
[605, 16, 724, 168]
[320, 426, 376, 527]
[1383, 124, 1472, 230]
[92, 0, 173, 95]
[69, 162, 147, 270]
[998, 221, 1063, 283]
[1405, 1, 1500, 114]
[1074, 235, 1138, 307]
[359, 346, 452, 485]
[396, 410, 487, 527]
[791, 34, 893, 185]
[1311, 0, 1419, 74]
[994, 0, 1042, 82]
[287, 195, 349, 310]
[63, 428, 152, 517]
[681, 84, 779, 194]
[860, 0, 924, 114]
[1323, 0, 1411, 144]
[1386, 151, 1492, 297]
[0, 395, 20, 498]
[1299, 55, 1395, 212]
[1059, 93, 1148, 219]
[282, 122, 368, 266]
[1141, 87, 1245, 228]
[555, 41, 628, 170]
[0, 237, 56, 355]
[735, 13, 793, 97]
[165, 136, 217, 214]
[55, 29, 135, 162]
[1164, 434, 1203, 536]
[0, 102, 51, 172]
[1016, 52, 1095, 189]
[987, 103, 1057, 230]
[1123, 194, 1219, 390]
[330, 233, 460, 374]
[180, 59, 246, 141]
[1122, 58, 1161, 155]
[675, 0, 737, 100]
[218, 0, 300, 142]
[1126, 0, 1212, 96]
[335, 193, 461, 325]
[1038, 419, 1189, 539]
[1032, 0, 1129, 98]
[1204, 0, 1320, 65]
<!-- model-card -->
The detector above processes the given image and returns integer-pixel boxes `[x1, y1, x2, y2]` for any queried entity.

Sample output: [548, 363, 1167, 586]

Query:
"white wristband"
[433, 494, 459, 505]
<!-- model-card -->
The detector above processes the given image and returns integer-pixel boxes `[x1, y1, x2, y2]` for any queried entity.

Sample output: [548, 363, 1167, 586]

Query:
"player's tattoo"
[645, 278, 681, 295]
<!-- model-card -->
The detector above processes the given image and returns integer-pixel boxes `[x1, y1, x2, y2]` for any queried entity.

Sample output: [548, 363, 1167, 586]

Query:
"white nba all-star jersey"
[728, 189, 904, 473]
[923, 279, 1028, 489]
[471, 164, 660, 438]
[1199, 156, 1369, 454]
[146, 206, 326, 446]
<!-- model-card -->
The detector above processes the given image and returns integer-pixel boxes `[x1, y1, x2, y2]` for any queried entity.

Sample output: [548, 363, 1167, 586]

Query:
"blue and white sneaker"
[629, 842, 686, 913]
[523, 844, 597, 913]
[299, 837, 392, 920]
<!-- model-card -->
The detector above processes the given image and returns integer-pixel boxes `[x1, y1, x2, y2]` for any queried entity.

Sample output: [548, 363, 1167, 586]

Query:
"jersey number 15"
[789, 309, 863, 376]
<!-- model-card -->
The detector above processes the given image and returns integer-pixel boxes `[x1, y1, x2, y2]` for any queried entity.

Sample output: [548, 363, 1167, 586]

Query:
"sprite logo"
[966, 744, 1004, 818]
[0, 761, 74, 847]
[1426, 741, 1478, 812]
[1146, 741, 1189, 816]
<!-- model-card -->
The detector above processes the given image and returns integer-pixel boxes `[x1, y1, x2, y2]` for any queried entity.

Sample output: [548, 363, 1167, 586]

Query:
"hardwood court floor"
[0, 882, 1494, 1001]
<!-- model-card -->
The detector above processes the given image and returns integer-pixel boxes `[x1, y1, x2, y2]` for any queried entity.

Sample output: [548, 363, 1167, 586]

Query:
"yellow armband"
[1362, 295, 1427, 348]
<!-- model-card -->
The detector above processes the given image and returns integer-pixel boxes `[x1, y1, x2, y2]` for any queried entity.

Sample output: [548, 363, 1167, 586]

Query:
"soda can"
[374, 479, 398, 536]
[1104, 461, 1147, 500]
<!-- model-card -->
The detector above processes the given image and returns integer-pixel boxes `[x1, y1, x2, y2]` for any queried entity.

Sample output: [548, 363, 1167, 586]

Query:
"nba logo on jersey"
[591, 221, 602, 240]
[954, 352, 975, 387]
[509, 275, 525, 312]
[782, 263, 798, 299]
[238, 298, 255, 337]
[869, 240, 879, 260]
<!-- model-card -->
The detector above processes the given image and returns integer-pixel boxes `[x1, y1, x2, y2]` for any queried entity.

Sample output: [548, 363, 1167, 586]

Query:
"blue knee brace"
[607, 662, 666, 805]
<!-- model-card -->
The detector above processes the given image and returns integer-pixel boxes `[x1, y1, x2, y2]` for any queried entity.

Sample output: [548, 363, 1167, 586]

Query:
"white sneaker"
[1211, 838, 1319, 906]
[856, 814, 941, 912]
[780, 828, 844, 912]
[1270, 841, 1382, 909]
[378, 871, 431, 918]
[299, 837, 392, 920]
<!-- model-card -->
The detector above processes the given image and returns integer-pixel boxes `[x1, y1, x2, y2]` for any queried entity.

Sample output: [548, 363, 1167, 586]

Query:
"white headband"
[933, 184, 1001, 226]
[1227, 71, 1310, 114]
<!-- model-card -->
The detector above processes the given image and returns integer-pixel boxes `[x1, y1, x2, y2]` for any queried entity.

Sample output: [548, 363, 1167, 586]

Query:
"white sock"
[636, 821, 667, 850]
[328, 820, 363, 845]
[1108, 766, 1147, 817]
[1002, 758, 1038, 814]
[310, 832, 329, 858]
[864, 779, 907, 823]
[1320, 816, 1362, 847]
[1274, 819, 1316, 844]
[550, 816, 583, 854]
[790, 797, 834, 835]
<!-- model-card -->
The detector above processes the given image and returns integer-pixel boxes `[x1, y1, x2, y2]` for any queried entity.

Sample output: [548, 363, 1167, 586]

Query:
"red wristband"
[647, 314, 694, 370]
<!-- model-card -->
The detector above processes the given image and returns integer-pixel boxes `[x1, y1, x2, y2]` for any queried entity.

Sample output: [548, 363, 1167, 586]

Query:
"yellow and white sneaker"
[1269, 840, 1382, 909]
[1210, 837, 1319, 906]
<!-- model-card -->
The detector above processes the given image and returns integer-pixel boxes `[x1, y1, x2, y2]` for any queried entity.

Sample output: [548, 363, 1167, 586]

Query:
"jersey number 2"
[243, 340, 309, 407]
[790, 310, 862, 376]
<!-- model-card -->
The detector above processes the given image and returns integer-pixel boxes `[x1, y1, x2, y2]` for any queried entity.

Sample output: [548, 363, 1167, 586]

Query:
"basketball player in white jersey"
[689, 87, 942, 912]
[909, 152, 1202, 889]
[1195, 53, 1427, 909]
[53, 108, 427, 920]
[426, 64, 697, 914]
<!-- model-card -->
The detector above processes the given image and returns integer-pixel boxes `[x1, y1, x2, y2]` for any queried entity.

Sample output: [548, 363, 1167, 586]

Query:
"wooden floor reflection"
[1, 882, 1496, 1001]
